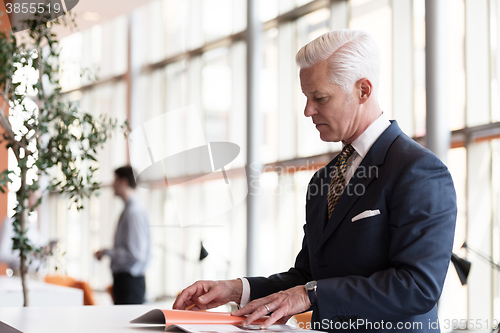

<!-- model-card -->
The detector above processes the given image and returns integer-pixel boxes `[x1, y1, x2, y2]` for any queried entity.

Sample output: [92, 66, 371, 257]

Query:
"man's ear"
[119, 177, 129, 188]
[357, 78, 373, 104]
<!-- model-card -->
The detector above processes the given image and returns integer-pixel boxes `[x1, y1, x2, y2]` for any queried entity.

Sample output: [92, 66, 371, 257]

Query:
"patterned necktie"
[327, 144, 355, 219]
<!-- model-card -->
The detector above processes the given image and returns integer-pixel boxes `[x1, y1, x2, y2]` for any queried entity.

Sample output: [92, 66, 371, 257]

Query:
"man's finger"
[261, 305, 288, 329]
[173, 285, 199, 309]
[241, 304, 271, 326]
[194, 285, 222, 306]
[233, 296, 272, 316]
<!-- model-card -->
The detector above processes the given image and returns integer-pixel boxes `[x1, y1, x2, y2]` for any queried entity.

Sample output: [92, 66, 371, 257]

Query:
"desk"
[0, 276, 83, 307]
[0, 305, 164, 333]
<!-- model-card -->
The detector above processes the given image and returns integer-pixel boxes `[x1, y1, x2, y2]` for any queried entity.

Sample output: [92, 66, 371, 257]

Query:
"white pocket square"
[351, 209, 381, 222]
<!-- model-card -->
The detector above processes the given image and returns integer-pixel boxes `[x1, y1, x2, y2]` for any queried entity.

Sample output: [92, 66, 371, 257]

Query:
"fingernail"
[198, 297, 204, 302]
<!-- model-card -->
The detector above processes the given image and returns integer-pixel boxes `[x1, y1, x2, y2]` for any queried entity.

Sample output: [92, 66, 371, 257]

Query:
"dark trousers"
[112, 272, 146, 305]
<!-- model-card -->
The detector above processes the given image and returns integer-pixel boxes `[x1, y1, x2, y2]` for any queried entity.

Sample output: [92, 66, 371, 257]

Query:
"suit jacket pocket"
[342, 212, 386, 233]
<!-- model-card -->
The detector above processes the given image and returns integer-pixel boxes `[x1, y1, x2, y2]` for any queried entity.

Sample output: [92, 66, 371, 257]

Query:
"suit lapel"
[314, 121, 403, 255]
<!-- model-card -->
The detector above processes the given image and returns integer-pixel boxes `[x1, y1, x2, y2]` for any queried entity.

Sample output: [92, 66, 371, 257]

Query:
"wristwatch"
[304, 281, 318, 306]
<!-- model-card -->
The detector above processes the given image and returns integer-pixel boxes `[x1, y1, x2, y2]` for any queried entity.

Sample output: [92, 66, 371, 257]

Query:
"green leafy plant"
[0, 10, 125, 306]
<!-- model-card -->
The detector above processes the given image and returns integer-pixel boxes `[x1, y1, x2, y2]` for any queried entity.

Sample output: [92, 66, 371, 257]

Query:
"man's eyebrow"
[303, 89, 322, 94]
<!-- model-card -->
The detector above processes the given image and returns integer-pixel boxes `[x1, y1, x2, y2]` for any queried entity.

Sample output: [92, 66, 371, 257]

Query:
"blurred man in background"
[95, 166, 151, 305]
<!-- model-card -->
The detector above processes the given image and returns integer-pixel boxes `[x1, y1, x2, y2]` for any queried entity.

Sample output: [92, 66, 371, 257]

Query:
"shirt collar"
[124, 195, 136, 207]
[349, 113, 391, 159]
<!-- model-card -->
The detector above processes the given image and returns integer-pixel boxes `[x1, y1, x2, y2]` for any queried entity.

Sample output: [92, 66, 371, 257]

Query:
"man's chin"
[318, 132, 338, 142]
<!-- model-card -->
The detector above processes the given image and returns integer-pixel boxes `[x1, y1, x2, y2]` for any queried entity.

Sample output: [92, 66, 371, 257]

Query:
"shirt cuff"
[238, 277, 251, 307]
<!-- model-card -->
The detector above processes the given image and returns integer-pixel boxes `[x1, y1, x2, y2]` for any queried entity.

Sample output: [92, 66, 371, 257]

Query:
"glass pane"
[145, 0, 164, 64]
[260, 0, 279, 22]
[165, 61, 189, 163]
[165, 60, 188, 112]
[100, 21, 113, 79]
[493, 139, 500, 318]
[230, 41, 247, 167]
[447, 0, 466, 131]
[89, 82, 128, 183]
[278, 22, 297, 160]
[232, 0, 247, 33]
[493, 0, 500, 123]
[392, 0, 414, 137]
[110, 15, 128, 75]
[260, 171, 280, 275]
[279, 0, 295, 14]
[261, 28, 279, 163]
[188, 0, 204, 50]
[203, 0, 233, 42]
[164, 0, 189, 57]
[465, 0, 490, 127]
[202, 48, 231, 142]
[90, 25, 102, 74]
[59, 32, 83, 91]
[296, 0, 314, 6]
[350, 0, 392, 119]
[467, 140, 493, 321]
[295, 8, 335, 157]
[413, 0, 426, 136]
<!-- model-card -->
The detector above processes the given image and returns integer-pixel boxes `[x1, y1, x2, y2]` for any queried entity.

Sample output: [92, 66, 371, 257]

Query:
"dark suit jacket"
[247, 121, 457, 332]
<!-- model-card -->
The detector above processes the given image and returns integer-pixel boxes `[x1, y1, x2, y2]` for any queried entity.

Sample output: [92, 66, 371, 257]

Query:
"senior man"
[173, 29, 456, 332]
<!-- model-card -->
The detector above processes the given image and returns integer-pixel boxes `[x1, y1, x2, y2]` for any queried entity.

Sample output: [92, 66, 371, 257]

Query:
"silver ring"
[264, 304, 271, 313]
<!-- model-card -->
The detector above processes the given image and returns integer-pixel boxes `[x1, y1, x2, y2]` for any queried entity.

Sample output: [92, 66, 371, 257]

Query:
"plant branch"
[0, 79, 15, 142]
[37, 47, 45, 101]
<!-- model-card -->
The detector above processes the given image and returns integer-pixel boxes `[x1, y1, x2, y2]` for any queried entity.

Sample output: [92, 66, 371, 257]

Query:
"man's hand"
[173, 279, 243, 311]
[94, 250, 105, 260]
[232, 285, 311, 329]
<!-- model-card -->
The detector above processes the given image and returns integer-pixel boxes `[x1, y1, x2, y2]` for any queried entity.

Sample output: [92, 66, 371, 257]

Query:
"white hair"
[296, 29, 381, 95]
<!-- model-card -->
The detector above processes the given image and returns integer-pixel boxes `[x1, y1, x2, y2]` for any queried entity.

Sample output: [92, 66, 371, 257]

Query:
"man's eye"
[316, 97, 325, 102]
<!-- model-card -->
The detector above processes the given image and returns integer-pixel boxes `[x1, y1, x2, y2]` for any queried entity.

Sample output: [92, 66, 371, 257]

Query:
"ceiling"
[53, 0, 153, 38]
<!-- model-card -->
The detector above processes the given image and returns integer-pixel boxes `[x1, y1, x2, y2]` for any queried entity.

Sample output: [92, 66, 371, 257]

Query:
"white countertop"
[0, 305, 166, 333]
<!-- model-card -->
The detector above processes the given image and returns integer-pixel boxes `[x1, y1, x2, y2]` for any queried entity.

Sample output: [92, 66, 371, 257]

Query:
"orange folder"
[131, 309, 267, 326]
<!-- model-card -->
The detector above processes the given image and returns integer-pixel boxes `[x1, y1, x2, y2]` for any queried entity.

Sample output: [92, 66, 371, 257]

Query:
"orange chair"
[44, 275, 96, 305]
[0, 262, 8, 275]
[292, 311, 313, 330]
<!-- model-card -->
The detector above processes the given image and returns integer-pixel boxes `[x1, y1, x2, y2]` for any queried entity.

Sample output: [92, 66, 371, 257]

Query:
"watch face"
[305, 281, 317, 290]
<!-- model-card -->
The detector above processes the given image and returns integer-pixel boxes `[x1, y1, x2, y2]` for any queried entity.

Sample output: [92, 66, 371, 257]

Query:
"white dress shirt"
[105, 196, 152, 277]
[238, 113, 391, 307]
[345, 113, 391, 183]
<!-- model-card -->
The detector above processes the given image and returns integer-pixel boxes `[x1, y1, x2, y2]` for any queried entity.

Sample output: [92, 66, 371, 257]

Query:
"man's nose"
[304, 100, 317, 117]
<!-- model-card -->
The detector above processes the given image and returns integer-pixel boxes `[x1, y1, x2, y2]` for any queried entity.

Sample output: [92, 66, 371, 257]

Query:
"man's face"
[112, 175, 123, 197]
[300, 60, 361, 144]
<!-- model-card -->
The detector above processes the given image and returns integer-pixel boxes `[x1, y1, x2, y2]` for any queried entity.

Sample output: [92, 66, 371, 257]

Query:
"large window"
[31, 0, 500, 318]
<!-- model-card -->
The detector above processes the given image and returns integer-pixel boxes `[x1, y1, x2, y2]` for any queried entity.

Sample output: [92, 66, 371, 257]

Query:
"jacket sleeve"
[316, 154, 456, 322]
